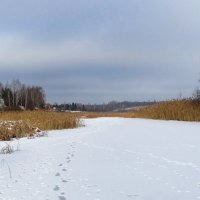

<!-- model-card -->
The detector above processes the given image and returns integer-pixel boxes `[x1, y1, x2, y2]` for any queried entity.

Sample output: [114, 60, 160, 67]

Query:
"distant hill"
[84, 101, 156, 112]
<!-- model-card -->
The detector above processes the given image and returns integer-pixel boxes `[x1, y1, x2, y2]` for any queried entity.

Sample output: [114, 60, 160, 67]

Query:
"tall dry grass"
[2, 100, 197, 141]
[0, 111, 80, 141]
[82, 100, 200, 122]
[134, 99, 200, 121]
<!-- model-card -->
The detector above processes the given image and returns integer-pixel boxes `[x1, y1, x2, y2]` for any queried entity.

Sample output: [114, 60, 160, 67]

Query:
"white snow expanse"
[1, 118, 200, 200]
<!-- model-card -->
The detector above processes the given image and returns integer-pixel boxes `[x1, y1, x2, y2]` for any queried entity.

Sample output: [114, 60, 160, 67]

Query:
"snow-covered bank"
[1, 118, 200, 200]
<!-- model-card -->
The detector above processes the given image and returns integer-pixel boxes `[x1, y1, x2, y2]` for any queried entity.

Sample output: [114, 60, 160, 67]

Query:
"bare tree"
[0, 80, 46, 110]
[11, 80, 23, 107]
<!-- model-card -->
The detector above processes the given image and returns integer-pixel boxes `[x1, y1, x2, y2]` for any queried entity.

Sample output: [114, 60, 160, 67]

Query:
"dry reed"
[1, 100, 198, 141]
[0, 111, 80, 141]
[82, 100, 200, 122]
[134, 99, 200, 121]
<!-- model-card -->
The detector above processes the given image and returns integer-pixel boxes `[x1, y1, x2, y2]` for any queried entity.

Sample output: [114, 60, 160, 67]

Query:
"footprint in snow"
[55, 173, 61, 177]
[58, 196, 66, 200]
[53, 185, 60, 191]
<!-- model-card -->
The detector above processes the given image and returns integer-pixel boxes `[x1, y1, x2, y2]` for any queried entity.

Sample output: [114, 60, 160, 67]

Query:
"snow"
[1, 118, 200, 200]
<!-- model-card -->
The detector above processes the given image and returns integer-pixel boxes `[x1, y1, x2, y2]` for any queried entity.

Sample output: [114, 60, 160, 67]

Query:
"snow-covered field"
[1, 118, 200, 200]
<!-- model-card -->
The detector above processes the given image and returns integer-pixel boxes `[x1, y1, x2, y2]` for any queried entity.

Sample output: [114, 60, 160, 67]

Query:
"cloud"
[1, 0, 200, 72]
[0, 0, 200, 103]
[0, 32, 199, 73]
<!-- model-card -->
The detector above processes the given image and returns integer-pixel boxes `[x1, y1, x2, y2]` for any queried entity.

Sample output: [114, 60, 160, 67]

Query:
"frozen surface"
[1, 118, 200, 200]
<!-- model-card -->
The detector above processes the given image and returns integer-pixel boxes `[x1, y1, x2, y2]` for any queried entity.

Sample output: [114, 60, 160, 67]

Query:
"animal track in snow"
[53, 185, 60, 191]
[58, 196, 66, 200]
[55, 173, 61, 177]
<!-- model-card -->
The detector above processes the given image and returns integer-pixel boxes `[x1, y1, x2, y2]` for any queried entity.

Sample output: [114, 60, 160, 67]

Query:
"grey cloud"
[0, 64, 195, 103]
[0, 0, 199, 103]
[0, 34, 199, 73]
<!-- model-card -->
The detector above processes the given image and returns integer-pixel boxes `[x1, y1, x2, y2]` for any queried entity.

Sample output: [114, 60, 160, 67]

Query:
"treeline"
[0, 80, 45, 110]
[52, 101, 155, 112]
[53, 103, 86, 112]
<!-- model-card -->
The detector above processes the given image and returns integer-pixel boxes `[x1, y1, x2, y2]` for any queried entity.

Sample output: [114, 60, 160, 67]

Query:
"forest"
[0, 80, 45, 110]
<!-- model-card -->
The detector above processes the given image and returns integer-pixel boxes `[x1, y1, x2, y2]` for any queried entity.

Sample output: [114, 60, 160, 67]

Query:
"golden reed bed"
[0, 100, 199, 141]
[0, 111, 80, 141]
[83, 100, 200, 121]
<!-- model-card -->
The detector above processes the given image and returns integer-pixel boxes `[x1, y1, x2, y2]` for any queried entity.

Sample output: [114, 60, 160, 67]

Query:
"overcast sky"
[0, 0, 200, 103]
